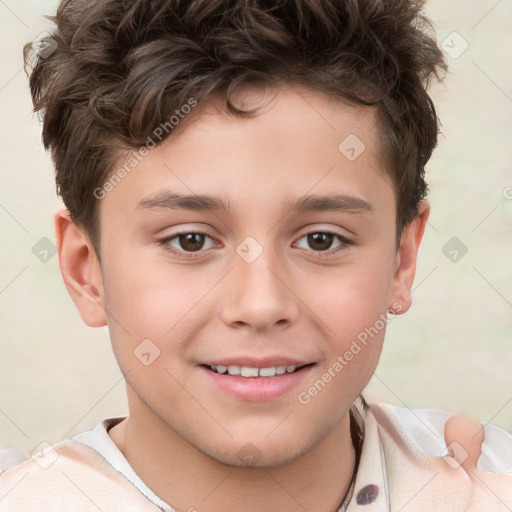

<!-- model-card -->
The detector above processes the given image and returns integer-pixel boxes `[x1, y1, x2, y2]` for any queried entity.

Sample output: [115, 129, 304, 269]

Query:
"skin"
[55, 84, 429, 512]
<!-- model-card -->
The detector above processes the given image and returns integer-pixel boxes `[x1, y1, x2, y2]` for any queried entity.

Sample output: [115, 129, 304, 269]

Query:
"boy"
[1, 0, 511, 510]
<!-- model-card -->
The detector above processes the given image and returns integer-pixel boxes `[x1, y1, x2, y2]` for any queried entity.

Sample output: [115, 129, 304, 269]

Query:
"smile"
[208, 364, 305, 377]
[201, 362, 315, 401]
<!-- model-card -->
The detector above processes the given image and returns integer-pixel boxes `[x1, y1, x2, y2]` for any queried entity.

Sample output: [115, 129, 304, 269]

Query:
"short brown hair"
[25, 0, 446, 251]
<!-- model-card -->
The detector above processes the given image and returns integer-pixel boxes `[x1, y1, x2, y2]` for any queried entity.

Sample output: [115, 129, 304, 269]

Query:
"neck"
[109, 398, 356, 512]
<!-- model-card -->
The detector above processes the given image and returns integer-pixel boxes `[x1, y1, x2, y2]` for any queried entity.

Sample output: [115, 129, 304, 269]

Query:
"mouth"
[200, 360, 315, 401]
[204, 363, 313, 378]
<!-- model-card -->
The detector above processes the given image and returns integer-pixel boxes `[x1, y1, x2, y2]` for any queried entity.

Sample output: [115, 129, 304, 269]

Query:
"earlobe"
[389, 200, 430, 315]
[55, 209, 107, 327]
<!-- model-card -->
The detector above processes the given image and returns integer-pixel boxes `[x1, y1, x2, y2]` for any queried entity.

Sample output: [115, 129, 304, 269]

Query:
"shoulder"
[0, 445, 30, 473]
[0, 439, 160, 511]
[369, 402, 512, 472]
[363, 402, 512, 511]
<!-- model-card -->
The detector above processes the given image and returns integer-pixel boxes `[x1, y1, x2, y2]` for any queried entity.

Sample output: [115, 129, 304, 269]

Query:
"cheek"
[101, 256, 222, 379]
[298, 256, 392, 389]
[308, 259, 393, 336]
[294, 329, 384, 444]
[297, 318, 385, 418]
[101, 253, 210, 333]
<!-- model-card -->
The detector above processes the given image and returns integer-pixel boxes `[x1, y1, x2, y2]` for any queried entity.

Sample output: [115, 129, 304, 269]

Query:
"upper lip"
[201, 357, 313, 368]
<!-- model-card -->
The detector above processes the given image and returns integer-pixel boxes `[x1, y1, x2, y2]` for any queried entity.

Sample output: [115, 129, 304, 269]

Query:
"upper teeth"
[210, 364, 297, 377]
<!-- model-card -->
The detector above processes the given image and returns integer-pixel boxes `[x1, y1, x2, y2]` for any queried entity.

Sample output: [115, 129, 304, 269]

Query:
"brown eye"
[178, 233, 205, 252]
[295, 231, 352, 254]
[306, 232, 335, 251]
[161, 231, 217, 254]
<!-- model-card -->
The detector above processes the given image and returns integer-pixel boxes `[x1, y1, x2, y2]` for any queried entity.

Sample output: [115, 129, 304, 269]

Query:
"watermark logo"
[134, 338, 161, 366]
[236, 236, 264, 264]
[237, 442, 262, 466]
[441, 31, 469, 59]
[441, 441, 469, 470]
[338, 134, 366, 162]
[26, 32, 58, 70]
[31, 441, 59, 469]
[442, 237, 468, 263]
[32, 237, 57, 263]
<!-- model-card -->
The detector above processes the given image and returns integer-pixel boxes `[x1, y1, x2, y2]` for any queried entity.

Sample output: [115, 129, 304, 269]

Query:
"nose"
[219, 244, 300, 332]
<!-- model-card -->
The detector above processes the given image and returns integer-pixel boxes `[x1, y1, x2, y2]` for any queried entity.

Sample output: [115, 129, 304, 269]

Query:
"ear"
[55, 209, 107, 327]
[389, 200, 430, 315]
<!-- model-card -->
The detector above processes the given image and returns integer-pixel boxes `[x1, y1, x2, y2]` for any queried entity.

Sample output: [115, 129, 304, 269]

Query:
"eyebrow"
[285, 194, 374, 214]
[136, 191, 373, 215]
[136, 192, 233, 213]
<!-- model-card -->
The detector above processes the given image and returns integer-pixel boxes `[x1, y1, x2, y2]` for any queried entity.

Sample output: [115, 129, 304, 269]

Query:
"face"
[93, 85, 407, 467]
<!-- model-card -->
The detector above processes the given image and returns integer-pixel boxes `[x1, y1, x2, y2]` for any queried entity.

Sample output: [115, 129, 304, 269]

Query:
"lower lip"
[200, 365, 314, 402]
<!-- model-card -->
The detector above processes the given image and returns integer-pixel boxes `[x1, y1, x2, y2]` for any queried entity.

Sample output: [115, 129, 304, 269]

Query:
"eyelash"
[158, 229, 353, 258]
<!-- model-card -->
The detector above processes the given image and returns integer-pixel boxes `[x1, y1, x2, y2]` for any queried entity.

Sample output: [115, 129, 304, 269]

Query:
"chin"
[199, 434, 312, 469]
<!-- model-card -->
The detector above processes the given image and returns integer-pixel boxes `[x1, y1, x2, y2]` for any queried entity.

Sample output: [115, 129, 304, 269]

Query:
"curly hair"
[24, 0, 447, 251]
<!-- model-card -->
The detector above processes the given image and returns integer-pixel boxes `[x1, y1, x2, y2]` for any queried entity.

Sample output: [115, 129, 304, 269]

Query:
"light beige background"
[1, 0, 511, 453]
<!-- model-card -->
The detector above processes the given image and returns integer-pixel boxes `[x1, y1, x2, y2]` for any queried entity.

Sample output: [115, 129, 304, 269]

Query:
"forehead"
[175, 84, 381, 168]
[100, 85, 394, 223]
